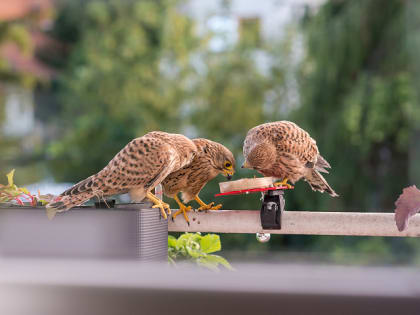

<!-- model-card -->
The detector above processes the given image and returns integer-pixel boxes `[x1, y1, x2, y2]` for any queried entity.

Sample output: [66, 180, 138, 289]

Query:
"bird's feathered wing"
[46, 132, 196, 219]
[243, 121, 338, 197]
[162, 138, 235, 203]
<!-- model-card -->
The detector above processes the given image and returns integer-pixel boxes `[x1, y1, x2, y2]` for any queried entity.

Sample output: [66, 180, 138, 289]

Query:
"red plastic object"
[215, 185, 293, 197]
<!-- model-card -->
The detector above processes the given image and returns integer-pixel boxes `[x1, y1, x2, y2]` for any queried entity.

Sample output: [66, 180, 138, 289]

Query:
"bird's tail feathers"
[45, 176, 99, 219]
[46, 191, 95, 219]
[315, 155, 331, 174]
[61, 175, 95, 196]
[305, 169, 338, 197]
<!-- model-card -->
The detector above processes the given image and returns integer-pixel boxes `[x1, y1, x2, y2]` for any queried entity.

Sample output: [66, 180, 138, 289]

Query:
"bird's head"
[242, 142, 275, 172]
[214, 145, 236, 180]
[193, 139, 236, 180]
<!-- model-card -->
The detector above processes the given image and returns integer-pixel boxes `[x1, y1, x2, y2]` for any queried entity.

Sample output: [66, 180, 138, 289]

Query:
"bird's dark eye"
[224, 162, 231, 168]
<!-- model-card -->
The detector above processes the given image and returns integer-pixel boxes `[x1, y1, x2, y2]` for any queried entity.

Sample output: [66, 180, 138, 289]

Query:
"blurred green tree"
[0, 21, 33, 83]
[0, 20, 35, 175]
[49, 0, 203, 181]
[280, 0, 420, 263]
[294, 0, 419, 212]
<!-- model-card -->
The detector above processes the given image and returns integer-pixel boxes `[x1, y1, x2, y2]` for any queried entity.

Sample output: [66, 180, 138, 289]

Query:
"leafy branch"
[0, 170, 51, 206]
[168, 233, 233, 271]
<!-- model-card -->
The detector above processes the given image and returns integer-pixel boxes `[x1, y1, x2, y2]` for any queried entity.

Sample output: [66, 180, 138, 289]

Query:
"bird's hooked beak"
[223, 168, 234, 181]
[223, 170, 234, 181]
[241, 160, 251, 169]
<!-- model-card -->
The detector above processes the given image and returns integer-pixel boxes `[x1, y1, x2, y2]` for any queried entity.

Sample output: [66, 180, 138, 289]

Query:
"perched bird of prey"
[242, 121, 338, 197]
[46, 131, 197, 219]
[162, 138, 235, 223]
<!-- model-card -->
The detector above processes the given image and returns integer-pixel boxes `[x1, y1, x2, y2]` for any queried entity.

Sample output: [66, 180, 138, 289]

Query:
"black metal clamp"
[260, 190, 284, 229]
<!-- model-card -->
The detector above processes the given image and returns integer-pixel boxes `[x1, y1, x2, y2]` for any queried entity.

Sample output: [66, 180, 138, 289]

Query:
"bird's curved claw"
[172, 205, 192, 225]
[147, 192, 171, 219]
[152, 201, 171, 219]
[197, 202, 222, 211]
[274, 178, 294, 189]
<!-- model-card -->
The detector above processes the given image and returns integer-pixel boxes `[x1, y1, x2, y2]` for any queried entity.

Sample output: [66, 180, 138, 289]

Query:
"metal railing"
[169, 210, 420, 237]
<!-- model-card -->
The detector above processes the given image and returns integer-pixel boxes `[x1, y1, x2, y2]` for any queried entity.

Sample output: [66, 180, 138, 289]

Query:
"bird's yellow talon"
[195, 196, 222, 211]
[172, 205, 192, 223]
[152, 203, 170, 219]
[274, 178, 294, 189]
[172, 195, 193, 223]
[197, 203, 222, 211]
[147, 192, 170, 219]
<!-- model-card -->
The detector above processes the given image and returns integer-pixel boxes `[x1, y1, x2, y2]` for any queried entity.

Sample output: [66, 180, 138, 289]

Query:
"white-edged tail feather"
[305, 169, 338, 197]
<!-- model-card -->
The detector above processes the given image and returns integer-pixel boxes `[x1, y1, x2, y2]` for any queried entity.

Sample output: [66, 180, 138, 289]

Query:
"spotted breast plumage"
[46, 131, 197, 219]
[161, 138, 235, 223]
[242, 121, 338, 197]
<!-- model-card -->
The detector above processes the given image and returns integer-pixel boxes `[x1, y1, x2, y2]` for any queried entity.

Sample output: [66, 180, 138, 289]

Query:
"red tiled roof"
[0, 29, 62, 80]
[1, 42, 55, 80]
[0, 0, 60, 80]
[0, 0, 53, 21]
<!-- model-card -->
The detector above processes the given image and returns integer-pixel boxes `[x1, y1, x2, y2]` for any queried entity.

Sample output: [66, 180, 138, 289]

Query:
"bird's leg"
[171, 195, 193, 224]
[146, 192, 171, 219]
[274, 178, 294, 189]
[195, 195, 222, 211]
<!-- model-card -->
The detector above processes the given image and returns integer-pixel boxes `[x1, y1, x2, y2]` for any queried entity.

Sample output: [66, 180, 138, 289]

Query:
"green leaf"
[19, 187, 31, 195]
[199, 234, 221, 254]
[206, 254, 234, 270]
[176, 232, 192, 243]
[168, 235, 177, 248]
[6, 169, 15, 187]
[185, 242, 203, 258]
[168, 232, 232, 271]
[196, 258, 220, 271]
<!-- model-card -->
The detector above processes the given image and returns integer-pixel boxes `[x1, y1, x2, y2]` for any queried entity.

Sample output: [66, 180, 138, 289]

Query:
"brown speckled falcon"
[46, 131, 197, 219]
[161, 138, 235, 223]
[242, 121, 338, 197]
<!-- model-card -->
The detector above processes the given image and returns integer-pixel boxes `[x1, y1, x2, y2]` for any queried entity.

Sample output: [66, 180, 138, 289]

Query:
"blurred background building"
[0, 0, 419, 265]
